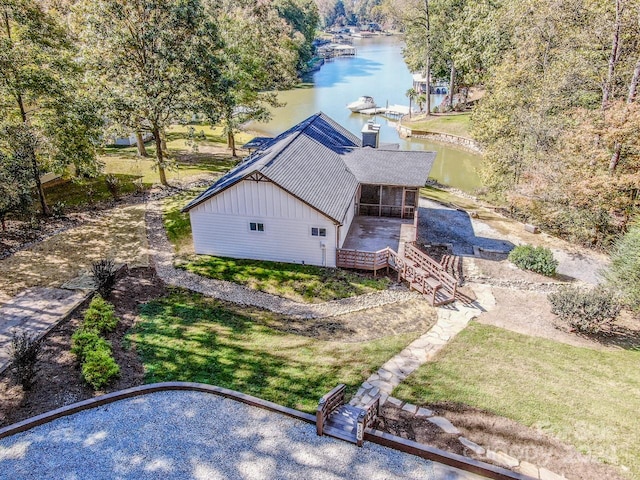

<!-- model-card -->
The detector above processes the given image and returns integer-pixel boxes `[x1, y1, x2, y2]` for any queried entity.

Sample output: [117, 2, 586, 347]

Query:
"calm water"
[251, 36, 483, 192]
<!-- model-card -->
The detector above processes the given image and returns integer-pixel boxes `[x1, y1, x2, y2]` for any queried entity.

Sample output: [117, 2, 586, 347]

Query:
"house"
[182, 113, 435, 268]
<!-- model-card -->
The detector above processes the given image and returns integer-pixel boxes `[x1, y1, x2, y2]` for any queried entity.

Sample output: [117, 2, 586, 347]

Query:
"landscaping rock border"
[146, 199, 419, 319]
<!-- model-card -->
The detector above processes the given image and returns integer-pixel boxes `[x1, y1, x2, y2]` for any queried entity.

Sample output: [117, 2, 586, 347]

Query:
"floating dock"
[357, 104, 413, 119]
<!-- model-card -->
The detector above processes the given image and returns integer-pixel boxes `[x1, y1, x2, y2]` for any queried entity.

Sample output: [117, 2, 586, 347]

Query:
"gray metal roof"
[183, 113, 434, 222]
[343, 148, 435, 187]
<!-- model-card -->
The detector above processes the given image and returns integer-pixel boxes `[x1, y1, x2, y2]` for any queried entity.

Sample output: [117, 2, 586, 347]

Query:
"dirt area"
[262, 299, 437, 343]
[0, 268, 164, 428]
[375, 403, 625, 480]
[0, 205, 149, 306]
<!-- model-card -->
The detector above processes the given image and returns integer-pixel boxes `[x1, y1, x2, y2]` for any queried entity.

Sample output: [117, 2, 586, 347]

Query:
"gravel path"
[0, 391, 482, 480]
[146, 200, 418, 319]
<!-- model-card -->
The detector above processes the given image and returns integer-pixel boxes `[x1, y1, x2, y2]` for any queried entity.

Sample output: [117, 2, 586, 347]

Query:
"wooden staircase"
[316, 384, 380, 446]
[389, 243, 458, 306]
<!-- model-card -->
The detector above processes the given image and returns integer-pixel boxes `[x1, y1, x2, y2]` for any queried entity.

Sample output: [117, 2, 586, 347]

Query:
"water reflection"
[251, 36, 483, 193]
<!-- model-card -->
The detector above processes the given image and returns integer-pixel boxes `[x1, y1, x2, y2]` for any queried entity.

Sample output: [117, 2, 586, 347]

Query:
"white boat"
[347, 95, 376, 112]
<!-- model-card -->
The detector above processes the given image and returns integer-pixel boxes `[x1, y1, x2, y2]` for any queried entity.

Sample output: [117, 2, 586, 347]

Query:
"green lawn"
[404, 113, 472, 139]
[180, 255, 390, 303]
[128, 292, 417, 412]
[44, 173, 146, 209]
[393, 323, 640, 477]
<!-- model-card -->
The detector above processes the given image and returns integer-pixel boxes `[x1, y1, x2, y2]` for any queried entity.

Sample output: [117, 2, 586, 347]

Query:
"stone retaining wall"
[397, 125, 482, 154]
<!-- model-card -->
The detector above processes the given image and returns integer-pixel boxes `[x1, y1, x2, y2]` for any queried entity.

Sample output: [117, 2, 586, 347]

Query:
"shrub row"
[71, 295, 120, 390]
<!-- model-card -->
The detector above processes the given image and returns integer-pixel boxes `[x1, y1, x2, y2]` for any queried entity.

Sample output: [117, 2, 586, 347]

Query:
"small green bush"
[71, 330, 111, 362]
[548, 286, 620, 334]
[81, 347, 120, 389]
[606, 219, 640, 310]
[83, 295, 119, 334]
[508, 244, 558, 276]
[9, 331, 42, 390]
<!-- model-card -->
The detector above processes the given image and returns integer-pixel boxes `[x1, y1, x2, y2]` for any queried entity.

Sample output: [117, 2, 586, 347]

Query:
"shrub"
[606, 219, 640, 310]
[91, 258, 118, 298]
[548, 286, 620, 334]
[508, 244, 558, 276]
[51, 201, 66, 218]
[71, 330, 111, 362]
[81, 347, 120, 389]
[83, 295, 119, 334]
[9, 331, 42, 390]
[105, 174, 121, 200]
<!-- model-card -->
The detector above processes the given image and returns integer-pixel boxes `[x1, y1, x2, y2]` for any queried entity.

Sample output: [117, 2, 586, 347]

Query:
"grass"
[393, 323, 640, 477]
[161, 191, 391, 303]
[44, 174, 146, 209]
[180, 256, 391, 303]
[404, 113, 472, 139]
[128, 291, 418, 412]
[162, 189, 204, 253]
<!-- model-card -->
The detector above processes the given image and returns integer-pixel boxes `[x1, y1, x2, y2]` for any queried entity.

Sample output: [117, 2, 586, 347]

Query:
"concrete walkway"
[0, 390, 486, 480]
[0, 287, 87, 373]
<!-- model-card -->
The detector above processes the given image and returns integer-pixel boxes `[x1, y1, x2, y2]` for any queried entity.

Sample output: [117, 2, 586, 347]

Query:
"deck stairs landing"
[389, 243, 458, 306]
[316, 384, 380, 446]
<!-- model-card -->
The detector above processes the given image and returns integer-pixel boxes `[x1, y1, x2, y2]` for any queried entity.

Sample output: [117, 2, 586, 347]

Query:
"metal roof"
[182, 113, 435, 222]
[343, 148, 435, 187]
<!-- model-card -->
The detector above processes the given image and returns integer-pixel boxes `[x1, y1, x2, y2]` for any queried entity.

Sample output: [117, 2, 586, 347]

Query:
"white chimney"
[361, 121, 380, 148]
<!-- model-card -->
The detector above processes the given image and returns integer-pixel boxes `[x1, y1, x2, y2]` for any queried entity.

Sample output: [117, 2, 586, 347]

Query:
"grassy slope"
[130, 292, 418, 412]
[403, 113, 472, 139]
[393, 323, 640, 477]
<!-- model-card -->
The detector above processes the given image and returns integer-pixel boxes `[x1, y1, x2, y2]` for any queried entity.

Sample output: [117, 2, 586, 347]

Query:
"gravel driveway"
[0, 391, 483, 480]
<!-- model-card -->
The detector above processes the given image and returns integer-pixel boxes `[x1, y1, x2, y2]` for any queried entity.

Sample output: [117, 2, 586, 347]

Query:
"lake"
[250, 36, 483, 193]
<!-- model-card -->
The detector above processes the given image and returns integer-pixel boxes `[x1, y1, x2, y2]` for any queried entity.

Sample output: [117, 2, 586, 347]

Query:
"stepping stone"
[362, 382, 372, 389]
[402, 403, 417, 414]
[368, 387, 380, 397]
[486, 450, 519, 468]
[518, 461, 540, 478]
[539, 467, 565, 480]
[427, 416, 460, 435]
[387, 397, 402, 406]
[377, 368, 394, 380]
[416, 407, 433, 417]
[458, 436, 485, 455]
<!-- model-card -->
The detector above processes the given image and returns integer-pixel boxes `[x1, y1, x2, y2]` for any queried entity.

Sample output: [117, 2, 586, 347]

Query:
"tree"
[405, 88, 418, 117]
[274, 0, 319, 72]
[606, 218, 640, 310]
[76, 0, 218, 185]
[198, 1, 298, 157]
[0, 125, 34, 230]
[1, 0, 101, 215]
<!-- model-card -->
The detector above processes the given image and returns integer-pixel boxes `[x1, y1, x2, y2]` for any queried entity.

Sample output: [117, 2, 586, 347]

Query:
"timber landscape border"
[0, 382, 532, 480]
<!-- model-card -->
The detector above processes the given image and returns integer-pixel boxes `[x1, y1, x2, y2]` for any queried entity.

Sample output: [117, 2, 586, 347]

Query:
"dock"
[356, 104, 413, 119]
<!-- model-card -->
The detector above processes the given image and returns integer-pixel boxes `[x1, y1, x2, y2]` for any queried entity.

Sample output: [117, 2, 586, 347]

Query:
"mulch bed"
[0, 267, 164, 428]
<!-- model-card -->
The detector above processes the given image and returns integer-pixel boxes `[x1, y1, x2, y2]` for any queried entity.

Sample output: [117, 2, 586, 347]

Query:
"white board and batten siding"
[189, 179, 339, 267]
[338, 191, 357, 248]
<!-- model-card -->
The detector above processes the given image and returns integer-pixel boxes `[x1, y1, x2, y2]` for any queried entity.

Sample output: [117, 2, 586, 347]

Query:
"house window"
[250, 222, 264, 232]
[311, 227, 327, 237]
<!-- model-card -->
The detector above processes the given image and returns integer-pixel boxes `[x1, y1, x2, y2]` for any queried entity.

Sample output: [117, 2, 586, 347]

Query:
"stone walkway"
[146, 201, 419, 319]
[0, 287, 87, 373]
[350, 283, 495, 407]
[349, 284, 567, 479]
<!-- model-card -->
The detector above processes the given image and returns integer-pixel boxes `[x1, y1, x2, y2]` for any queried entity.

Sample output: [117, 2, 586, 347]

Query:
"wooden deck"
[336, 243, 458, 306]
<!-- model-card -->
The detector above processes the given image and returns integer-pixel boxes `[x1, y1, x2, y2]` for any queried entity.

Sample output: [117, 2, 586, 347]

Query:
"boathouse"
[183, 113, 435, 268]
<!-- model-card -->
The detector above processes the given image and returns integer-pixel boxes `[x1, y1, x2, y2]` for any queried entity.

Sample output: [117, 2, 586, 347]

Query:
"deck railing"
[335, 248, 390, 276]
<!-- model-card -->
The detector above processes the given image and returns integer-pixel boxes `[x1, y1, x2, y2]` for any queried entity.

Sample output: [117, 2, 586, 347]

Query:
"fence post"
[316, 397, 326, 436]
[356, 410, 366, 447]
